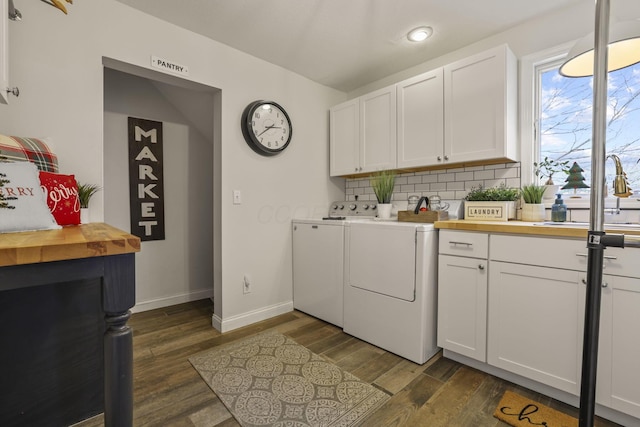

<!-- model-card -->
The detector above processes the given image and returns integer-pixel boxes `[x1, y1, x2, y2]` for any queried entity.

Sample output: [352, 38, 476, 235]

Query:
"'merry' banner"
[128, 117, 165, 241]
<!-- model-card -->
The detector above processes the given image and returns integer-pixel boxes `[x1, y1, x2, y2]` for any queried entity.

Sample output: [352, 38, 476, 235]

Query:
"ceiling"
[114, 0, 582, 92]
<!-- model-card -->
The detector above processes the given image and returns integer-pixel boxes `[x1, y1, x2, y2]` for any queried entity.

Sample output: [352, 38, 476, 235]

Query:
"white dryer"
[343, 220, 439, 364]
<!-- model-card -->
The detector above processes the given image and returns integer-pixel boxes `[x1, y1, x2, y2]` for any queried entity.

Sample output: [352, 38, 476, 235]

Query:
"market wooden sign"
[128, 117, 165, 241]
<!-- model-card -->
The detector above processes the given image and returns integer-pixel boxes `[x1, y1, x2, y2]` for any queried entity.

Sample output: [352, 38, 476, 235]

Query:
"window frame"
[520, 42, 572, 187]
[521, 42, 640, 210]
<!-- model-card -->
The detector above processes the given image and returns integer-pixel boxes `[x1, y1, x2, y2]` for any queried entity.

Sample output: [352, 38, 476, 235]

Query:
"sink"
[532, 221, 640, 230]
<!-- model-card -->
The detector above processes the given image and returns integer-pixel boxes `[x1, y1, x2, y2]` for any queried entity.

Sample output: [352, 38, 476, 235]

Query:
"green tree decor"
[561, 162, 590, 194]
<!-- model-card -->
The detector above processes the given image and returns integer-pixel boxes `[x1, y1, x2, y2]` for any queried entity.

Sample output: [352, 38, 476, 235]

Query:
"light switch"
[233, 190, 242, 205]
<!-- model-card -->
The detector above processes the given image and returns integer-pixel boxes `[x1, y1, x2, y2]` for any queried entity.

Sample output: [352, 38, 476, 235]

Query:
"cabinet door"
[438, 254, 487, 362]
[598, 274, 640, 418]
[360, 85, 396, 173]
[397, 69, 444, 168]
[1, 0, 9, 105]
[330, 99, 360, 176]
[488, 262, 584, 395]
[444, 44, 517, 163]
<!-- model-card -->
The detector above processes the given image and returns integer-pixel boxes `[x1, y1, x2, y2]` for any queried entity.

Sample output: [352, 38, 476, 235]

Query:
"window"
[534, 55, 640, 195]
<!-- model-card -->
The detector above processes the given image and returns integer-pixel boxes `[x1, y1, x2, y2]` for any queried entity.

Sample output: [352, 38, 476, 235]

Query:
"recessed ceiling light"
[407, 26, 433, 42]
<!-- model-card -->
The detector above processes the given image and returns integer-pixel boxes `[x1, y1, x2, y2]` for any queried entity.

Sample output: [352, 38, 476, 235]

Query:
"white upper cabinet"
[397, 68, 444, 168]
[329, 44, 519, 176]
[444, 44, 518, 164]
[1, 0, 9, 104]
[360, 85, 396, 173]
[330, 98, 360, 176]
[330, 85, 396, 176]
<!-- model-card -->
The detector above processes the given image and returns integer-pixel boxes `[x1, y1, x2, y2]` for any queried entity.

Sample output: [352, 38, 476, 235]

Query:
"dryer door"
[347, 222, 416, 301]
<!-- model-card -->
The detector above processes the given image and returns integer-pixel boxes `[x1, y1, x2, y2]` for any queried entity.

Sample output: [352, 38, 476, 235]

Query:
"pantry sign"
[128, 117, 165, 241]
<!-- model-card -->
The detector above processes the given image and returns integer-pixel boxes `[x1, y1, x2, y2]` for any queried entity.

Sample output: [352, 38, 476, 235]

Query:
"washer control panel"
[328, 201, 378, 218]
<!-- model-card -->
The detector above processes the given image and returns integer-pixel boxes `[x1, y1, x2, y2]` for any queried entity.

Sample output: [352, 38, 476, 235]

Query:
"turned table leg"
[102, 254, 136, 427]
[104, 310, 133, 427]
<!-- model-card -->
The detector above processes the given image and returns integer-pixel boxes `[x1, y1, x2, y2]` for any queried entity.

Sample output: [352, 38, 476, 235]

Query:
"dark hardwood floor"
[76, 299, 620, 426]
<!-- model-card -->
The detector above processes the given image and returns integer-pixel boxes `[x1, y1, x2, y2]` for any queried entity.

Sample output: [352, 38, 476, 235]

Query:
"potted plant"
[77, 182, 101, 223]
[463, 184, 520, 221]
[370, 170, 396, 219]
[521, 184, 547, 222]
[534, 157, 570, 200]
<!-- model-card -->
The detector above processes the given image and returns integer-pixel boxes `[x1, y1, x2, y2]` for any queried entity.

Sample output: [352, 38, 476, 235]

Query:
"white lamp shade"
[559, 20, 640, 77]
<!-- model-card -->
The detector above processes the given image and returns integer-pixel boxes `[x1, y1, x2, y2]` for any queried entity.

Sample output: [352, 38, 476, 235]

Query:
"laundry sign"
[128, 117, 165, 241]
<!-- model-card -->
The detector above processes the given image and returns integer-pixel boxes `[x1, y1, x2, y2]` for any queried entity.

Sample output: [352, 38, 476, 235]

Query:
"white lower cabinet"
[597, 273, 640, 419]
[438, 254, 487, 361]
[488, 262, 585, 395]
[437, 230, 640, 424]
[437, 230, 488, 362]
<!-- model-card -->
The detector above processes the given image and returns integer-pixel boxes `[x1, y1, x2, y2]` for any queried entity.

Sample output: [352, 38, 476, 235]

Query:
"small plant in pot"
[463, 184, 520, 221]
[464, 184, 520, 202]
[534, 157, 570, 200]
[77, 182, 101, 223]
[521, 184, 547, 222]
[370, 170, 396, 219]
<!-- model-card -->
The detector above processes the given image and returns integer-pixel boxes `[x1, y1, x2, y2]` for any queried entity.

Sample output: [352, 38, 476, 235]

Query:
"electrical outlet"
[243, 274, 251, 294]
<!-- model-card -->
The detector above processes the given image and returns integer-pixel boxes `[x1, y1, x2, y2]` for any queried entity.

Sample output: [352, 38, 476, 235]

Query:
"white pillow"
[0, 161, 61, 232]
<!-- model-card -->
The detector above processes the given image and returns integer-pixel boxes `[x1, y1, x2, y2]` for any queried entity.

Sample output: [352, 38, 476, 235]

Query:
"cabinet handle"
[437, 156, 442, 161]
[576, 253, 617, 260]
[478, 264, 485, 270]
[444, 155, 449, 161]
[449, 241, 472, 247]
[581, 278, 609, 288]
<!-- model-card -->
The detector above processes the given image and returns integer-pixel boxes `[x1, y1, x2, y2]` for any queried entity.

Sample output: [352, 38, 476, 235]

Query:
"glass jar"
[407, 195, 420, 211]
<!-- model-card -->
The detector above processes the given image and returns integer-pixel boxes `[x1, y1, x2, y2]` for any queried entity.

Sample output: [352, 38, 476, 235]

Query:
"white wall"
[0, 1, 345, 330]
[103, 68, 214, 311]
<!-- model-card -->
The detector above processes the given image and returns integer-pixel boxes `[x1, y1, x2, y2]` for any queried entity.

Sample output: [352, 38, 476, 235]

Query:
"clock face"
[241, 101, 293, 156]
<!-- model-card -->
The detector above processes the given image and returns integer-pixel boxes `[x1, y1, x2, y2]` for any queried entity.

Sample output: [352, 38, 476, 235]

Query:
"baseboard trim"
[211, 301, 293, 333]
[131, 288, 213, 313]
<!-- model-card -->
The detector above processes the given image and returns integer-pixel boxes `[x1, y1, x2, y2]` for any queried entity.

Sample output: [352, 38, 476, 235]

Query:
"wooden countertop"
[434, 219, 640, 238]
[0, 223, 140, 267]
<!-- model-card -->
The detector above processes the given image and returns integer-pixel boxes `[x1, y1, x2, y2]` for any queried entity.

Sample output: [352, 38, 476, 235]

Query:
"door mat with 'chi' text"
[494, 390, 578, 427]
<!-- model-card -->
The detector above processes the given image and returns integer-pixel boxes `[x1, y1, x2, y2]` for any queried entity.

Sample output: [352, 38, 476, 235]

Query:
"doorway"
[102, 58, 220, 314]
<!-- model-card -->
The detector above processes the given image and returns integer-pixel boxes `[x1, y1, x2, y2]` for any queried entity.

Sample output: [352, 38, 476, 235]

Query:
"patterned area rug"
[189, 331, 390, 427]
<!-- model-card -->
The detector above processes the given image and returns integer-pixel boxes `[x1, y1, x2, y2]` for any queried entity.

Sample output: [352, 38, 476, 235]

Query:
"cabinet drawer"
[601, 246, 640, 279]
[439, 230, 488, 259]
[491, 235, 588, 271]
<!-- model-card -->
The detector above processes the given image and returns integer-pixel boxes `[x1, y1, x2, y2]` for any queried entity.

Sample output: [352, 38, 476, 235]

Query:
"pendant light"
[560, 19, 640, 77]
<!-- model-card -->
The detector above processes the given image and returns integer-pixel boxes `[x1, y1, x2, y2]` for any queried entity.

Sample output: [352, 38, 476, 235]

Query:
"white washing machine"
[292, 218, 346, 326]
[343, 220, 439, 364]
[292, 201, 377, 327]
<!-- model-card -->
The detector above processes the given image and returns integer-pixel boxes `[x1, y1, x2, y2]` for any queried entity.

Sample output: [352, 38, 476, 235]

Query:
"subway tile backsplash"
[346, 162, 521, 202]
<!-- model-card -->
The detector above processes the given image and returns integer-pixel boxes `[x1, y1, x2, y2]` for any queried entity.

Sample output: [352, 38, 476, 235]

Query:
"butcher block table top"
[434, 219, 640, 238]
[0, 223, 140, 267]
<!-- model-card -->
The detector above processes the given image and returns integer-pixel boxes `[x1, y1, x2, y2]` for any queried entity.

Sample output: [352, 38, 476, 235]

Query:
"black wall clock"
[241, 100, 293, 156]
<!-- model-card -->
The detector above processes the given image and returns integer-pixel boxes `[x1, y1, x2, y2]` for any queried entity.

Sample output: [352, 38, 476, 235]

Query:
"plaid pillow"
[0, 135, 59, 173]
